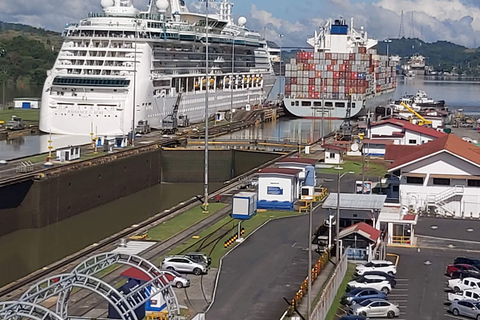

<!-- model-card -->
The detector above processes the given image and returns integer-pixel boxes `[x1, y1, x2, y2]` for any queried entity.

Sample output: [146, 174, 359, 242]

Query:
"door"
[369, 302, 383, 316]
[377, 301, 391, 317]
[22, 102, 31, 109]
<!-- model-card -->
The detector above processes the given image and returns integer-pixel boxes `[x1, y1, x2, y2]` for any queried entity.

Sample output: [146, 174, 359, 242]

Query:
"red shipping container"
[346, 65, 352, 72]
[346, 79, 352, 86]
[326, 53, 332, 60]
[351, 72, 358, 80]
[359, 47, 367, 54]
[359, 87, 366, 93]
[285, 84, 291, 90]
[309, 78, 315, 85]
[296, 52, 302, 59]
[349, 53, 355, 60]
[327, 65, 333, 71]
[340, 71, 345, 78]
[334, 72, 340, 79]
[309, 85, 315, 91]
[331, 59, 337, 65]
[345, 87, 350, 95]
[308, 52, 314, 59]
[310, 64, 315, 71]
[333, 86, 339, 93]
[375, 73, 379, 80]
[339, 64, 346, 72]
[285, 89, 291, 95]
[315, 71, 322, 78]
[314, 92, 320, 99]
[333, 79, 339, 86]
[291, 78, 297, 84]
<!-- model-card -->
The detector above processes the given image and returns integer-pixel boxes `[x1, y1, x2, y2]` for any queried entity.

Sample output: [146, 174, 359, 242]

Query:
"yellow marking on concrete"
[192, 235, 200, 239]
[388, 243, 418, 248]
[387, 253, 400, 267]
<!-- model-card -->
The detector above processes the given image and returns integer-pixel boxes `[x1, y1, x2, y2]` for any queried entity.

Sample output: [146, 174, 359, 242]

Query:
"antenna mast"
[398, 10, 405, 38]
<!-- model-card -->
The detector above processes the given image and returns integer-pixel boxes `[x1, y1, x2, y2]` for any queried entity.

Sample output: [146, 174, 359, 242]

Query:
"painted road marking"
[387, 253, 400, 267]
[444, 313, 466, 320]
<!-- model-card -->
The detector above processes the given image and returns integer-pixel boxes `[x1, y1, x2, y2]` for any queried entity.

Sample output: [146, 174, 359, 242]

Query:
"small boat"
[395, 90, 445, 109]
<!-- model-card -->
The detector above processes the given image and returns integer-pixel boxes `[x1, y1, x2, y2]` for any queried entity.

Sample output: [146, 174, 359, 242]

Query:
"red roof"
[384, 145, 422, 161]
[276, 157, 318, 165]
[121, 267, 151, 281]
[362, 139, 394, 145]
[372, 119, 446, 138]
[257, 167, 302, 176]
[323, 143, 347, 151]
[389, 134, 480, 170]
[403, 214, 416, 221]
[339, 222, 381, 243]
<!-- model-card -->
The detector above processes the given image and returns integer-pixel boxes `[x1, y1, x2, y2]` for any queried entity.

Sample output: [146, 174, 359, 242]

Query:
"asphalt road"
[416, 216, 480, 242]
[206, 213, 325, 320]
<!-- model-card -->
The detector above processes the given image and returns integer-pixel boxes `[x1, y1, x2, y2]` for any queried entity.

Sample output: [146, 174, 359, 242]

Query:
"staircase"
[426, 185, 464, 216]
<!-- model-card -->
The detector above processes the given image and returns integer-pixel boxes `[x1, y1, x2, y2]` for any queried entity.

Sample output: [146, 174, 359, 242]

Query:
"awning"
[402, 173, 426, 178]
[429, 174, 480, 180]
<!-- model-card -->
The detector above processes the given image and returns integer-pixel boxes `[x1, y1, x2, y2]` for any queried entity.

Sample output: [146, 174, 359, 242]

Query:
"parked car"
[446, 264, 480, 277]
[359, 271, 397, 287]
[448, 289, 480, 302]
[347, 275, 392, 294]
[161, 255, 209, 275]
[161, 270, 190, 288]
[449, 277, 480, 292]
[356, 260, 397, 276]
[349, 298, 400, 318]
[342, 288, 388, 305]
[455, 257, 480, 269]
[184, 252, 211, 266]
[451, 270, 480, 280]
[450, 299, 480, 319]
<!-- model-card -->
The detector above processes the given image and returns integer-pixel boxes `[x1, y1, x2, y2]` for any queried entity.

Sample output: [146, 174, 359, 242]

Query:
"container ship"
[39, 0, 276, 136]
[283, 18, 396, 119]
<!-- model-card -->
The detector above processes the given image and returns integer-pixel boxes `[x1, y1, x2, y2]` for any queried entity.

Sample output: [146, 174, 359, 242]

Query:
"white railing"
[309, 251, 348, 320]
[426, 185, 464, 216]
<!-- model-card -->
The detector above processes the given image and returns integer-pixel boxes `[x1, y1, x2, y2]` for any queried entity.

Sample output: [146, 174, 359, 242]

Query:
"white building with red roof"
[387, 134, 480, 217]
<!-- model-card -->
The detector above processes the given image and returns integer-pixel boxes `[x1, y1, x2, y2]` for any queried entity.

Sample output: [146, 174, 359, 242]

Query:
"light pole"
[278, 34, 285, 98]
[230, 31, 235, 122]
[132, 17, 139, 147]
[334, 167, 354, 260]
[307, 201, 313, 318]
[203, 0, 210, 213]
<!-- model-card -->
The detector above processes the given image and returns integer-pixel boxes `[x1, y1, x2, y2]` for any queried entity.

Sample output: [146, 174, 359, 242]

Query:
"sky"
[1, 0, 480, 48]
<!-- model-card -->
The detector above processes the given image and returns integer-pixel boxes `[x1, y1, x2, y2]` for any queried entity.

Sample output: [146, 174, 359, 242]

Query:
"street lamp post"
[334, 167, 354, 260]
[204, 0, 210, 213]
[132, 17, 139, 146]
[230, 32, 235, 122]
[278, 34, 285, 98]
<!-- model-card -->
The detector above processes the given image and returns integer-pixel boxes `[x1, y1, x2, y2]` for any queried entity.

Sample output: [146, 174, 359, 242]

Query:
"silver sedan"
[349, 298, 400, 318]
[450, 300, 480, 319]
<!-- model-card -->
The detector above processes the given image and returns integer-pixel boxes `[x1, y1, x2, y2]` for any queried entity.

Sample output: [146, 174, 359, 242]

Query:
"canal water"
[1, 77, 480, 287]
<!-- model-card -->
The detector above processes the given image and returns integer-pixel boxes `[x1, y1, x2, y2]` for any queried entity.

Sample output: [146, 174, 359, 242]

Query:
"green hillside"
[0, 21, 62, 85]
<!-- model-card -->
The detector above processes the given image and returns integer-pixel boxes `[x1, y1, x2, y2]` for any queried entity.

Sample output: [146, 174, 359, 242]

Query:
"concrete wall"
[0, 149, 278, 237]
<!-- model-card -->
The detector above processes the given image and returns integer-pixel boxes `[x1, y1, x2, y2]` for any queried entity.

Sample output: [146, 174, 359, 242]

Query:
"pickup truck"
[448, 277, 480, 292]
[448, 288, 480, 302]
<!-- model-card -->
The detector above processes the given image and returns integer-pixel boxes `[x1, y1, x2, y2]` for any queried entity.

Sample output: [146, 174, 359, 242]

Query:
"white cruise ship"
[40, 0, 276, 136]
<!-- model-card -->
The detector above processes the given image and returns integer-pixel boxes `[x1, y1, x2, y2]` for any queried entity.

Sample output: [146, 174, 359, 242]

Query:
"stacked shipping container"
[284, 47, 396, 102]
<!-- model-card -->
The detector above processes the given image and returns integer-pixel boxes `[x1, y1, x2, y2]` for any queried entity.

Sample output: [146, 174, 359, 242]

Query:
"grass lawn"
[157, 210, 300, 267]
[147, 203, 228, 242]
[0, 109, 40, 123]
[317, 160, 388, 177]
[325, 263, 357, 320]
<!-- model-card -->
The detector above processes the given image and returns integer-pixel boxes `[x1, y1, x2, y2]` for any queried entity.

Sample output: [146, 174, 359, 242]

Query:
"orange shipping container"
[339, 64, 346, 72]
[315, 71, 322, 78]
[327, 65, 333, 71]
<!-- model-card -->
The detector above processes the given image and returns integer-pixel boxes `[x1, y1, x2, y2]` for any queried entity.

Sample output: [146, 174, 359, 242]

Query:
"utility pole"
[203, 0, 210, 213]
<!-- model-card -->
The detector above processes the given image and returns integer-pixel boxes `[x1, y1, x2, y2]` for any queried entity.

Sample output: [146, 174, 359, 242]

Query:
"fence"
[309, 251, 348, 320]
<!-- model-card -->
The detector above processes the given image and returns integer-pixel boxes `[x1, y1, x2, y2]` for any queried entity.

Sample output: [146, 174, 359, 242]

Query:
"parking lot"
[335, 216, 480, 320]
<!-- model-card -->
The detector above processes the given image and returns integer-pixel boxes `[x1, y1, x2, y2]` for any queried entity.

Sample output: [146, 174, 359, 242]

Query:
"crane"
[162, 92, 184, 134]
[400, 102, 432, 126]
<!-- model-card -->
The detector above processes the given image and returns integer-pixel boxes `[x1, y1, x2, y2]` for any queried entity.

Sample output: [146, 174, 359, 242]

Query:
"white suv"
[161, 255, 208, 275]
[449, 277, 480, 292]
[356, 260, 397, 276]
[348, 275, 392, 294]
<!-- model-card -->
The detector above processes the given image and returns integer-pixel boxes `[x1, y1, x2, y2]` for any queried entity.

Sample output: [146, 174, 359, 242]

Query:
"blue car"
[341, 288, 388, 305]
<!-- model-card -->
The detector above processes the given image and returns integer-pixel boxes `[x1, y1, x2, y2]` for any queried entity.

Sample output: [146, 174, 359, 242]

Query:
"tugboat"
[395, 90, 445, 109]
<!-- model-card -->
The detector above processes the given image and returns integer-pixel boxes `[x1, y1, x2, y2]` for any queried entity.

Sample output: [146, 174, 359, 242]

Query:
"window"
[302, 101, 312, 106]
[291, 101, 295, 106]
[467, 291, 473, 298]
[406, 176, 423, 184]
[433, 178, 450, 186]
[295, 101, 299, 106]
[313, 101, 322, 107]
[329, 153, 336, 158]
[335, 102, 345, 108]
[371, 302, 381, 307]
[325, 102, 333, 107]
[379, 301, 390, 307]
[393, 185, 399, 192]
[468, 180, 480, 187]
[408, 139, 417, 144]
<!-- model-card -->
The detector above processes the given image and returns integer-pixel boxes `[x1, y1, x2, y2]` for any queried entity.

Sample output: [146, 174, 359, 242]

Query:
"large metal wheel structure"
[1, 252, 180, 320]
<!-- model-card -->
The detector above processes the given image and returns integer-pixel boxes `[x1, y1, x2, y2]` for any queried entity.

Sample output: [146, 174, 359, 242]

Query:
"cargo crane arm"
[161, 92, 183, 134]
[400, 102, 432, 126]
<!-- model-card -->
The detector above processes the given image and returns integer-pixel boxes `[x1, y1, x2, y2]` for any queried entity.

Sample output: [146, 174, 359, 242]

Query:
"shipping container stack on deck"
[284, 47, 396, 104]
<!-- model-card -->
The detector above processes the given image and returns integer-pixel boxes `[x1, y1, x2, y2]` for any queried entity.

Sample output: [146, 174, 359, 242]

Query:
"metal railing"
[391, 235, 412, 245]
[309, 251, 348, 320]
